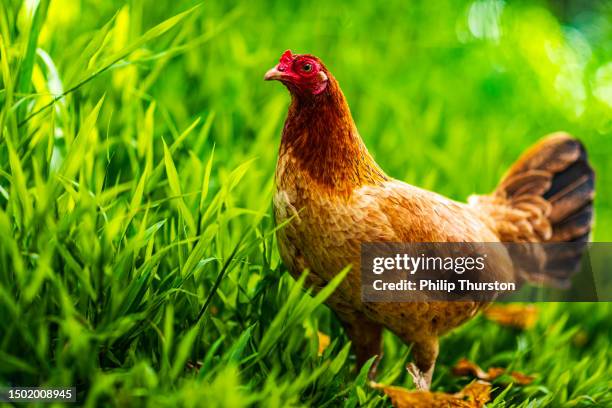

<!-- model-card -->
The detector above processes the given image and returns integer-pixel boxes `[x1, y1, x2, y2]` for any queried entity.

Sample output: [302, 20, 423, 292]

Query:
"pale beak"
[264, 66, 284, 81]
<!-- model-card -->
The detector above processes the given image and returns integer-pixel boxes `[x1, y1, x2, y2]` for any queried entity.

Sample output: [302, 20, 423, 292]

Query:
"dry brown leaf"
[457, 381, 492, 407]
[452, 358, 504, 381]
[486, 366, 506, 379]
[317, 331, 330, 356]
[483, 304, 538, 329]
[452, 358, 535, 386]
[452, 358, 490, 379]
[371, 380, 491, 408]
[510, 371, 535, 385]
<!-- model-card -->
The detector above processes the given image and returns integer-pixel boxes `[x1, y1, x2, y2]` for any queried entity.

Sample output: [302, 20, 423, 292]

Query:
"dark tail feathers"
[495, 132, 595, 285]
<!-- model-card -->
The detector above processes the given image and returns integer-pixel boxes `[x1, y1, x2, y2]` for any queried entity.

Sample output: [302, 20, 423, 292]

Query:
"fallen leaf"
[510, 371, 535, 385]
[457, 381, 492, 407]
[371, 380, 491, 408]
[487, 366, 506, 379]
[452, 358, 535, 385]
[452, 358, 505, 381]
[452, 358, 491, 380]
[317, 331, 330, 356]
[483, 304, 538, 329]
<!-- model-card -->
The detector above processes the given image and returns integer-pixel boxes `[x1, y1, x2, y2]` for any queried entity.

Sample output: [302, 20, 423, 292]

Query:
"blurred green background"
[0, 0, 611, 406]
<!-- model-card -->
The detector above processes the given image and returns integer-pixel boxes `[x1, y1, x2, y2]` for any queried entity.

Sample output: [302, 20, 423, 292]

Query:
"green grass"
[0, 0, 611, 406]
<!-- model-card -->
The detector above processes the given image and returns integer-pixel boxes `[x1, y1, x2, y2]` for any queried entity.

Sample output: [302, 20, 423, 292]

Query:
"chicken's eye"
[302, 63, 312, 72]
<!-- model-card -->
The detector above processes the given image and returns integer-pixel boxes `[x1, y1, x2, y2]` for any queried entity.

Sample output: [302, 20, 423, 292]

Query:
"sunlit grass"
[0, 0, 611, 406]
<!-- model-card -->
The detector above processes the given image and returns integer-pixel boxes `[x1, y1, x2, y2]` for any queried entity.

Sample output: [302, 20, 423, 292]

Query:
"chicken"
[264, 50, 595, 389]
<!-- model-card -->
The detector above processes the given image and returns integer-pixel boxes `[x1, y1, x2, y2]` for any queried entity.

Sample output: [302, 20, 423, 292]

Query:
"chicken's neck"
[279, 78, 388, 196]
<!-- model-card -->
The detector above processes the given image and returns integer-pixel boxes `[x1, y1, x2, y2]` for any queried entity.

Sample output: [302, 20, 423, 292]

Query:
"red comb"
[280, 50, 294, 64]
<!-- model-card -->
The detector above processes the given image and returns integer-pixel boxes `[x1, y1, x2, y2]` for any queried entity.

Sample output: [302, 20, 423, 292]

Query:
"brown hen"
[265, 50, 595, 389]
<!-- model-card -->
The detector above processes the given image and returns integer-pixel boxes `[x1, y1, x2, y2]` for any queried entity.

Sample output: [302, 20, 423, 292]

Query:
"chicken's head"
[264, 50, 329, 96]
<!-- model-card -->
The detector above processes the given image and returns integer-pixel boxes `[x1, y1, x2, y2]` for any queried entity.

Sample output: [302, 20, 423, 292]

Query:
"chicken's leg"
[339, 315, 383, 379]
[406, 338, 439, 390]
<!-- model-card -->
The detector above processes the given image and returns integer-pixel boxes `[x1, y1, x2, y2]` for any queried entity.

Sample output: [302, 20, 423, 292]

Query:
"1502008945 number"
[0, 387, 76, 402]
